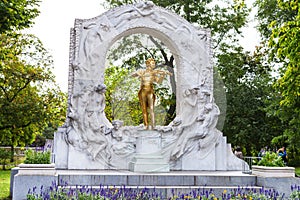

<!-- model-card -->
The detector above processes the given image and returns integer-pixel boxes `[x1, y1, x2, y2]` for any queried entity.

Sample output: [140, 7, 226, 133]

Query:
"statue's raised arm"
[153, 69, 172, 84]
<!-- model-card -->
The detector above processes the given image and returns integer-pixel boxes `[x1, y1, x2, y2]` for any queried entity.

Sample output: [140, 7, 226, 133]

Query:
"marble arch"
[69, 2, 213, 117]
[54, 1, 247, 171]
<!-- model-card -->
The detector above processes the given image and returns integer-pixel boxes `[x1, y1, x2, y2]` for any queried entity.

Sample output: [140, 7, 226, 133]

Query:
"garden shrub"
[0, 148, 11, 169]
[24, 149, 51, 164]
[257, 151, 285, 167]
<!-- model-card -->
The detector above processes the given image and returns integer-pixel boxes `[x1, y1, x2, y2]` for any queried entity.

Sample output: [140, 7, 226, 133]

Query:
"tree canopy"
[0, 0, 40, 33]
[0, 1, 66, 148]
[255, 0, 300, 163]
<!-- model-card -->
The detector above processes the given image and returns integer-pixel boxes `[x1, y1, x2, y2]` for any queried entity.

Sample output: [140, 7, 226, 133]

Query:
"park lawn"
[296, 166, 300, 177]
[0, 170, 10, 200]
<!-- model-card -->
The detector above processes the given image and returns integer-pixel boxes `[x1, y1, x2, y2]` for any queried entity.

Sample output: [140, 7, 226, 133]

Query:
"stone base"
[129, 154, 170, 172]
[12, 169, 300, 199]
[18, 163, 56, 175]
[252, 165, 295, 177]
[12, 164, 56, 200]
[178, 136, 247, 171]
[129, 130, 170, 172]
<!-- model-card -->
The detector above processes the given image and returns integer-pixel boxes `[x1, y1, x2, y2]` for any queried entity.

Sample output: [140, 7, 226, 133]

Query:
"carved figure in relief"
[170, 102, 217, 160]
[107, 120, 137, 157]
[132, 58, 172, 130]
[73, 22, 110, 78]
[196, 89, 211, 113]
[83, 84, 111, 160]
[67, 83, 92, 149]
[178, 87, 199, 126]
[83, 23, 109, 67]
[112, 1, 154, 28]
[112, 1, 176, 31]
[67, 82, 112, 161]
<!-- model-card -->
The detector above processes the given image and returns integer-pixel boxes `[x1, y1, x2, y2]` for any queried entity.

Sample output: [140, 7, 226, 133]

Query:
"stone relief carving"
[54, 1, 247, 171]
[109, 1, 156, 28]
[65, 1, 217, 168]
[65, 79, 221, 168]
[73, 17, 111, 79]
[66, 81, 112, 163]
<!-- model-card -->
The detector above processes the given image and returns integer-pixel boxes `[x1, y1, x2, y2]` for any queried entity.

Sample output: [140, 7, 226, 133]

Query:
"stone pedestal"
[129, 130, 170, 172]
[12, 164, 57, 200]
[252, 165, 295, 177]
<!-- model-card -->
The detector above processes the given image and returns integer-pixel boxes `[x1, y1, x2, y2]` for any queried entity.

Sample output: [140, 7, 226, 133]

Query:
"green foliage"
[0, 0, 41, 33]
[0, 149, 10, 170]
[255, 0, 297, 40]
[290, 190, 300, 200]
[23, 149, 51, 164]
[256, 0, 300, 163]
[104, 64, 142, 125]
[0, 32, 67, 147]
[257, 151, 285, 167]
[0, 0, 66, 149]
[217, 44, 281, 154]
[296, 167, 300, 177]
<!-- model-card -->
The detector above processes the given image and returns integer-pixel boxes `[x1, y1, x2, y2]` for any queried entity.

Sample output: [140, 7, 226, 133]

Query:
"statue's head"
[112, 120, 123, 130]
[95, 83, 107, 93]
[145, 58, 156, 69]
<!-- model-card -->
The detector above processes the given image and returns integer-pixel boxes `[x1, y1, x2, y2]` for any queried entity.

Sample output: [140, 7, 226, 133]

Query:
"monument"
[13, 3, 300, 199]
[53, 1, 246, 171]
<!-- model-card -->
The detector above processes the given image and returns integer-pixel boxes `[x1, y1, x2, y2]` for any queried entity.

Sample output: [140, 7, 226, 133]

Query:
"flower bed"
[26, 180, 300, 200]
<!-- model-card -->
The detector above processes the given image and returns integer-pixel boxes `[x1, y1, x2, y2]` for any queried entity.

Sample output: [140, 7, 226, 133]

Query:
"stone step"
[57, 170, 257, 187]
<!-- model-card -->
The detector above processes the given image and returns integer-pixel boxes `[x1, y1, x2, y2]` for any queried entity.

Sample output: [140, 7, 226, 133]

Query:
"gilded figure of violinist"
[132, 58, 172, 130]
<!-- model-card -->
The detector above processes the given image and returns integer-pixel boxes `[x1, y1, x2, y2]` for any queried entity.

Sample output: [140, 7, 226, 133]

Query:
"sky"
[27, 0, 106, 92]
[27, 0, 260, 93]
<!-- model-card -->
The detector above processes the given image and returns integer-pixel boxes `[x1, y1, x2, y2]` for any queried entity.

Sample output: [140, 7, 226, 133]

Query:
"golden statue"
[132, 58, 172, 130]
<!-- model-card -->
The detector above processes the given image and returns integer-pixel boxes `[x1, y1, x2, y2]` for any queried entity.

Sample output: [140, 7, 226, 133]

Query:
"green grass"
[0, 170, 11, 200]
[296, 166, 300, 177]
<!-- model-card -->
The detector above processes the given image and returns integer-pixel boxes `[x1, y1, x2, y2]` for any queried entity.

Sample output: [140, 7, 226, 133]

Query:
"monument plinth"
[129, 130, 169, 172]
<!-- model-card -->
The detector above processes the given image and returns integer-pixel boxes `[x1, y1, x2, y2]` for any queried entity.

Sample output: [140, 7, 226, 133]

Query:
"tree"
[0, 0, 40, 33]
[255, 0, 300, 164]
[0, 33, 66, 160]
[104, 64, 142, 125]
[0, 148, 10, 169]
[217, 43, 284, 154]
[0, 0, 66, 162]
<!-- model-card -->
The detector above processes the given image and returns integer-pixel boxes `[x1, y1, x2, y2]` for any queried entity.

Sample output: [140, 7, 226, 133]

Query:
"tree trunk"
[10, 145, 14, 163]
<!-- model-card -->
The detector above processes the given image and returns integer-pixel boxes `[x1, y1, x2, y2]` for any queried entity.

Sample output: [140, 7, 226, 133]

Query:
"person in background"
[278, 146, 288, 165]
[258, 147, 266, 158]
[234, 146, 244, 159]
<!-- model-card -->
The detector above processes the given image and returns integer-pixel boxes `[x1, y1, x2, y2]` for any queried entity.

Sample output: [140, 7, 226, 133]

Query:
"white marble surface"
[54, 1, 248, 171]
[252, 166, 295, 177]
